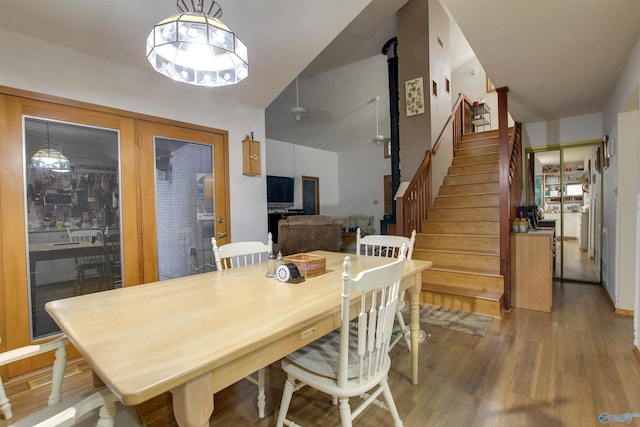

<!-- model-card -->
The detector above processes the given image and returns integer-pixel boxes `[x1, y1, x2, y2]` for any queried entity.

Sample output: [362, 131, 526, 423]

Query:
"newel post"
[496, 86, 511, 310]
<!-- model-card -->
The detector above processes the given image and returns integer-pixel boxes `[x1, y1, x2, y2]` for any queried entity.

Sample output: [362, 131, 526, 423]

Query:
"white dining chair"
[356, 227, 424, 351]
[276, 245, 408, 427]
[68, 229, 103, 296]
[0, 335, 142, 426]
[211, 232, 273, 419]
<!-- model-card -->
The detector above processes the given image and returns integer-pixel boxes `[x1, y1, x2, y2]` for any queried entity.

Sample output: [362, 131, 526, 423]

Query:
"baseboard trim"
[633, 347, 640, 367]
[600, 285, 616, 311]
[599, 285, 634, 316]
[615, 308, 635, 317]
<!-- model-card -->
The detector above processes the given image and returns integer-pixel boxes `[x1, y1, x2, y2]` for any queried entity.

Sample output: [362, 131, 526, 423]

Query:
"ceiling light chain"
[146, 0, 248, 87]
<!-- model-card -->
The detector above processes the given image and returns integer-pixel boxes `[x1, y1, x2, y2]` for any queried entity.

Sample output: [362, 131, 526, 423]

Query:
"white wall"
[602, 35, 640, 326]
[337, 143, 391, 231]
[265, 139, 339, 216]
[616, 110, 639, 312]
[0, 28, 268, 243]
[429, 0, 452, 144]
[452, 56, 515, 130]
[525, 113, 603, 148]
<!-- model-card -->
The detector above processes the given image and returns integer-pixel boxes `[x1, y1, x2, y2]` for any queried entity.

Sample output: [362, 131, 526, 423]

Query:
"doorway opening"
[302, 176, 319, 215]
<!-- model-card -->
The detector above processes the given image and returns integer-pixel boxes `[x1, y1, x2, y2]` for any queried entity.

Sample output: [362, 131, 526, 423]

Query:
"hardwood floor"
[2, 282, 639, 426]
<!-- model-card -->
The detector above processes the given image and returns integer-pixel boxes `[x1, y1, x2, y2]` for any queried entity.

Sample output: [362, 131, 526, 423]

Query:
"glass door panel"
[138, 121, 229, 283]
[533, 145, 601, 284]
[560, 147, 598, 282]
[24, 118, 121, 340]
[155, 138, 215, 280]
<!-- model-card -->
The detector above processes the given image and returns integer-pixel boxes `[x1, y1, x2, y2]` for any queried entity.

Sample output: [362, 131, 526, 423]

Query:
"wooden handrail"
[396, 94, 472, 237]
[396, 151, 432, 237]
[432, 93, 473, 156]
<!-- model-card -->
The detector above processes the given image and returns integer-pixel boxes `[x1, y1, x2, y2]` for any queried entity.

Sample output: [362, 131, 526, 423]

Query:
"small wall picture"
[405, 77, 424, 116]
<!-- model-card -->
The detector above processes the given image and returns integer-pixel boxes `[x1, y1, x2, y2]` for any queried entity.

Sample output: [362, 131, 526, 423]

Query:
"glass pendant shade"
[146, 8, 248, 87]
[31, 148, 71, 172]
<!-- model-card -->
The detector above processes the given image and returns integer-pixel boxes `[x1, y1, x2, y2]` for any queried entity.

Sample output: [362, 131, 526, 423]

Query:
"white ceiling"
[442, 0, 640, 124]
[1, 0, 639, 152]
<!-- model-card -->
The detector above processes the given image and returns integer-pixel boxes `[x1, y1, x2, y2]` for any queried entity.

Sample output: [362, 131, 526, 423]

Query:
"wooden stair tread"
[422, 283, 503, 301]
[445, 170, 498, 177]
[425, 266, 503, 279]
[415, 248, 499, 256]
[437, 192, 500, 199]
[440, 181, 499, 186]
[429, 205, 499, 210]
[455, 146, 498, 153]
[418, 232, 499, 237]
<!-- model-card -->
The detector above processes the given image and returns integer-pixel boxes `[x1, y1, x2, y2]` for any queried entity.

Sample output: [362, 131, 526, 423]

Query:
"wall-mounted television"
[267, 175, 294, 208]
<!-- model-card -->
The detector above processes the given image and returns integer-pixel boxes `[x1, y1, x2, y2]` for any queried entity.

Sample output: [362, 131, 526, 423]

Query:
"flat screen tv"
[267, 175, 294, 208]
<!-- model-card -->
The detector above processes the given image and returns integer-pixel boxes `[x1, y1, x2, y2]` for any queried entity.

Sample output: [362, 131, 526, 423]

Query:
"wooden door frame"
[302, 176, 319, 215]
[0, 87, 230, 376]
[138, 121, 229, 282]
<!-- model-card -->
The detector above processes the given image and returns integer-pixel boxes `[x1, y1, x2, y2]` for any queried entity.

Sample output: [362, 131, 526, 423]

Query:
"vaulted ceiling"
[2, 0, 639, 152]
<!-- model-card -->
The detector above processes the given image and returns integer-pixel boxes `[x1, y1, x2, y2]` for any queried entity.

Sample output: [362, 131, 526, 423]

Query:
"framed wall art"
[405, 77, 424, 116]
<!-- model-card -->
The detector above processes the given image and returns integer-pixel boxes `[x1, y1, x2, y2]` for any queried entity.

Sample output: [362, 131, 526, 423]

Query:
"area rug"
[403, 304, 493, 337]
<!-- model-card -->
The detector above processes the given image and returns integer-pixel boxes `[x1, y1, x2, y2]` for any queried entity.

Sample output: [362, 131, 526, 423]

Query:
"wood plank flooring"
[2, 282, 639, 426]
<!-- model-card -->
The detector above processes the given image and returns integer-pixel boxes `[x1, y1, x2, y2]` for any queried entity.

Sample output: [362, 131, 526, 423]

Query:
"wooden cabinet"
[242, 136, 261, 176]
[511, 229, 554, 312]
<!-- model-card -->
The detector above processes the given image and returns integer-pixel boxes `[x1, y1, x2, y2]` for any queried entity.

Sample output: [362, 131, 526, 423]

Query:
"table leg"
[170, 373, 213, 427]
[407, 277, 420, 385]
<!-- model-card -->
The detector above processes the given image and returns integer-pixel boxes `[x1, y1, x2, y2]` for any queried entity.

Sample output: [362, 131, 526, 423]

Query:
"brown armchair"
[277, 215, 342, 256]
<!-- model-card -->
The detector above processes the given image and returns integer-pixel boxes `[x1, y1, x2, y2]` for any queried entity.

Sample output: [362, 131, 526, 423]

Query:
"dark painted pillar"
[382, 37, 400, 220]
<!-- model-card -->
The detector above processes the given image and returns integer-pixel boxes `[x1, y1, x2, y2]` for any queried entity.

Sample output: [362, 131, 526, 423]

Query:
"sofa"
[339, 214, 376, 234]
[277, 215, 342, 256]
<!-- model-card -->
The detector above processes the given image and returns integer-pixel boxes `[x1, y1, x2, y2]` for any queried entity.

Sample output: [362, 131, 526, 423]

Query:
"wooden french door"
[138, 121, 229, 282]
[0, 95, 141, 375]
[0, 91, 230, 377]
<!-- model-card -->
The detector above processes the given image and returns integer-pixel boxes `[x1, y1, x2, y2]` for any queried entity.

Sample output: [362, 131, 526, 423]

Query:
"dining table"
[46, 250, 432, 427]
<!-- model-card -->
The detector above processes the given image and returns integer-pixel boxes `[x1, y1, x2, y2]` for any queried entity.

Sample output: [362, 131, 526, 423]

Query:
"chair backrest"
[356, 228, 416, 260]
[69, 229, 100, 242]
[338, 244, 407, 387]
[212, 233, 273, 270]
[68, 229, 110, 266]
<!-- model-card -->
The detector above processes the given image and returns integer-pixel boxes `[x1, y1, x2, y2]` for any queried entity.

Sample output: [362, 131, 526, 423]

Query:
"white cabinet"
[578, 211, 589, 251]
[541, 212, 578, 239]
[29, 230, 76, 285]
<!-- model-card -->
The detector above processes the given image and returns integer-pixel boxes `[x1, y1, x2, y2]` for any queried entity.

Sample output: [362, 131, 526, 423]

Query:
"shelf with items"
[469, 103, 491, 131]
[540, 166, 586, 211]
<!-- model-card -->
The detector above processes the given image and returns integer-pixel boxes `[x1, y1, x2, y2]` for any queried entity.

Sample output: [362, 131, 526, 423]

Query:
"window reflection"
[24, 118, 121, 340]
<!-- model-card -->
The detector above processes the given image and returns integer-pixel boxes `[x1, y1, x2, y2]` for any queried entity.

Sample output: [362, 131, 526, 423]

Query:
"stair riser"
[443, 172, 499, 185]
[421, 269, 503, 292]
[452, 153, 499, 165]
[415, 235, 499, 253]
[439, 182, 499, 195]
[435, 194, 499, 207]
[421, 221, 499, 235]
[426, 207, 499, 221]
[420, 290, 503, 317]
[458, 132, 498, 148]
[418, 252, 500, 274]
[448, 163, 498, 175]
[457, 137, 499, 150]
[455, 145, 498, 157]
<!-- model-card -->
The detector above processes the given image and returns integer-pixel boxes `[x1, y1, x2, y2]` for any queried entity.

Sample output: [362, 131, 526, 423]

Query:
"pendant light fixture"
[31, 122, 71, 173]
[289, 77, 308, 121]
[372, 96, 387, 145]
[146, 0, 248, 87]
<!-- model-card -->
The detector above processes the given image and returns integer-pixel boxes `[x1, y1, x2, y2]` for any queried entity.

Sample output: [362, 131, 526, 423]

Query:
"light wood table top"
[46, 250, 431, 427]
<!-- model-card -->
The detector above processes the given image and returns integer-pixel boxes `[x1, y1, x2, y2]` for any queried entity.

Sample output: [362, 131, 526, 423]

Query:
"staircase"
[412, 129, 506, 317]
